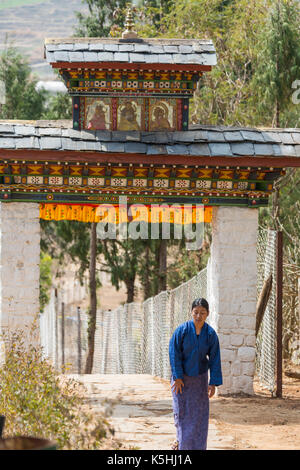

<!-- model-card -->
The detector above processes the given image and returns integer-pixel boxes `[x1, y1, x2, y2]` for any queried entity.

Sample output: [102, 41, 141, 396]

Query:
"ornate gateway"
[0, 7, 299, 217]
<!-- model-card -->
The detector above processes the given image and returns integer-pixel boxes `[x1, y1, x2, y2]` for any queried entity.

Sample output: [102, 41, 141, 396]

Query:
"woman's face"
[192, 305, 209, 328]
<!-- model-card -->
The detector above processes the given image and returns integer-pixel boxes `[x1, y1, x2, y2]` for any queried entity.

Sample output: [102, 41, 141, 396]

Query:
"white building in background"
[36, 81, 67, 94]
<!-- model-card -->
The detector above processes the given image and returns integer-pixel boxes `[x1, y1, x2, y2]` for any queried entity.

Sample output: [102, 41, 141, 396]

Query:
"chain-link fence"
[40, 269, 206, 377]
[283, 265, 300, 365]
[90, 269, 207, 378]
[40, 289, 87, 373]
[256, 227, 277, 394]
[40, 228, 284, 391]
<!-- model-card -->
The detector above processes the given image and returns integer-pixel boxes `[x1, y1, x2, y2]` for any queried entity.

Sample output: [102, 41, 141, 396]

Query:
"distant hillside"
[0, 1, 45, 10]
[0, 0, 88, 79]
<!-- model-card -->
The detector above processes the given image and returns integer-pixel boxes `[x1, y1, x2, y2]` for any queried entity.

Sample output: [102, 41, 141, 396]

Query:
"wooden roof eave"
[50, 61, 212, 72]
[0, 148, 298, 168]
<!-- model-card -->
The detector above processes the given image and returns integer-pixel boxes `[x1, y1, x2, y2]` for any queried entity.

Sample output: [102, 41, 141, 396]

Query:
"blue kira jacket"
[169, 320, 223, 386]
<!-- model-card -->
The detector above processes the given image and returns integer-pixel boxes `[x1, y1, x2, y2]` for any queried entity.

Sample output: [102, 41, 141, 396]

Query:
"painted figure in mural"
[150, 104, 172, 131]
[87, 102, 107, 130]
[169, 298, 222, 450]
[118, 101, 140, 131]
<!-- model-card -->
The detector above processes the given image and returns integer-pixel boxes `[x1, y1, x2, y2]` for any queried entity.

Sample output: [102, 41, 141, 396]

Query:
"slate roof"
[0, 121, 299, 159]
[44, 38, 217, 66]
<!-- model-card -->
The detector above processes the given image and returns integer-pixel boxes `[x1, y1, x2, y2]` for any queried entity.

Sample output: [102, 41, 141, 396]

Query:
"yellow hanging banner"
[39, 204, 212, 224]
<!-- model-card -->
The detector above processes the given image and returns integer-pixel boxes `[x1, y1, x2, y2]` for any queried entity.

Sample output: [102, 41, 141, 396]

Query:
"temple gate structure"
[0, 11, 299, 394]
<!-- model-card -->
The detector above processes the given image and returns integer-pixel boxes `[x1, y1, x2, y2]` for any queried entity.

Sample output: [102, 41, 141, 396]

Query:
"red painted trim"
[0, 149, 299, 167]
[51, 62, 212, 72]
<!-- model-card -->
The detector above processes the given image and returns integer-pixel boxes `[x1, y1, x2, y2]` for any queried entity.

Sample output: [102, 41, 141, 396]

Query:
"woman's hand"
[171, 378, 184, 395]
[208, 385, 216, 398]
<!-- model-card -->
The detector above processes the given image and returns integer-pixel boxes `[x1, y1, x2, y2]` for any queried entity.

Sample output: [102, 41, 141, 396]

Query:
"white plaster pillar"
[207, 206, 258, 395]
[0, 202, 40, 357]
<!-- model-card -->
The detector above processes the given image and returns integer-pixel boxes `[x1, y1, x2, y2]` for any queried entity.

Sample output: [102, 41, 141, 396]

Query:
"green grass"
[0, 0, 47, 10]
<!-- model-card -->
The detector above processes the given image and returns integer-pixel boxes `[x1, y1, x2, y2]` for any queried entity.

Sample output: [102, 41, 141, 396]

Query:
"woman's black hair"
[191, 298, 209, 312]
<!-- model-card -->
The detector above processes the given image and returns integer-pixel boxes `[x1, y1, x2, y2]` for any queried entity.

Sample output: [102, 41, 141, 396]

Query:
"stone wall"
[207, 206, 258, 395]
[0, 202, 40, 350]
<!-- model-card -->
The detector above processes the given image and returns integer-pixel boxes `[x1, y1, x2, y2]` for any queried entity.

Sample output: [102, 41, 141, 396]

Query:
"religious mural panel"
[149, 98, 176, 131]
[81, 97, 182, 131]
[85, 97, 112, 131]
[117, 98, 144, 131]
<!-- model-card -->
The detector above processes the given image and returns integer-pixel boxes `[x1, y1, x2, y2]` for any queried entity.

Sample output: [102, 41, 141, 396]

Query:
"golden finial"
[122, 3, 138, 39]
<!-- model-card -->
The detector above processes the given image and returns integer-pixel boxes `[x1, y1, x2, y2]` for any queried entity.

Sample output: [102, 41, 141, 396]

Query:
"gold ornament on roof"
[122, 4, 138, 39]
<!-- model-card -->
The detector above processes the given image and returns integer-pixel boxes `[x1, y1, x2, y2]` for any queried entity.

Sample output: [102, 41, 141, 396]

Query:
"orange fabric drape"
[39, 203, 212, 224]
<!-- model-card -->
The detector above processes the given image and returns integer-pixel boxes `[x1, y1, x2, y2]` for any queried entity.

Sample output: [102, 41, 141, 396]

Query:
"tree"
[137, 238, 168, 298]
[85, 223, 98, 373]
[0, 45, 47, 120]
[137, 239, 157, 300]
[160, 0, 272, 126]
[254, 0, 300, 291]
[43, 92, 72, 120]
[137, 0, 172, 32]
[39, 252, 53, 313]
[73, 0, 136, 374]
[100, 237, 144, 303]
[155, 239, 167, 294]
[254, 0, 300, 127]
[141, 0, 171, 9]
[0, 44, 71, 122]
[167, 228, 211, 289]
[41, 220, 91, 280]
[41, 219, 100, 373]
[75, 0, 129, 37]
[259, 168, 300, 361]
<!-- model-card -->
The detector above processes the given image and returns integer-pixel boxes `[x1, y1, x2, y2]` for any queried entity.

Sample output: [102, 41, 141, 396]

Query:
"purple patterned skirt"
[171, 372, 209, 450]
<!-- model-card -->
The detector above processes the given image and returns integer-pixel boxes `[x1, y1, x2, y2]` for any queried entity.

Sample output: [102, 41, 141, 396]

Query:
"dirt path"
[210, 374, 300, 450]
[72, 373, 234, 450]
[71, 371, 300, 450]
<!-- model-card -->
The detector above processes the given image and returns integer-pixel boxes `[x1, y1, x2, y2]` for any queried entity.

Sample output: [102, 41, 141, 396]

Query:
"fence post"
[298, 277, 300, 345]
[61, 301, 65, 372]
[102, 312, 110, 374]
[151, 300, 155, 376]
[276, 231, 283, 398]
[77, 306, 81, 374]
[0, 415, 5, 438]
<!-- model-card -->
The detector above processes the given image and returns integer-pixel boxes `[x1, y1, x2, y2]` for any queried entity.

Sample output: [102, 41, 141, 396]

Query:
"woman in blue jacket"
[169, 297, 222, 450]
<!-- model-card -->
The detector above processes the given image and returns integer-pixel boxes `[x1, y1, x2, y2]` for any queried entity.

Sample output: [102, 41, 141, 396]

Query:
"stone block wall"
[0, 202, 40, 350]
[207, 206, 258, 395]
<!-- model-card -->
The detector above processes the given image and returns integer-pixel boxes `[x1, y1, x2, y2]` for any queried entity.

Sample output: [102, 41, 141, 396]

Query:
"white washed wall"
[207, 206, 258, 395]
[0, 202, 40, 350]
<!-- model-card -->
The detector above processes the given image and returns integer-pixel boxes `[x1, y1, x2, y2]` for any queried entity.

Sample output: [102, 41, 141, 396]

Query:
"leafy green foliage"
[137, 239, 165, 299]
[0, 327, 114, 449]
[167, 250, 206, 289]
[75, 0, 129, 37]
[100, 237, 144, 303]
[134, 0, 172, 36]
[254, 0, 300, 127]
[167, 228, 211, 289]
[41, 219, 92, 284]
[39, 251, 52, 313]
[0, 45, 47, 120]
[43, 92, 72, 120]
[157, 0, 300, 128]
